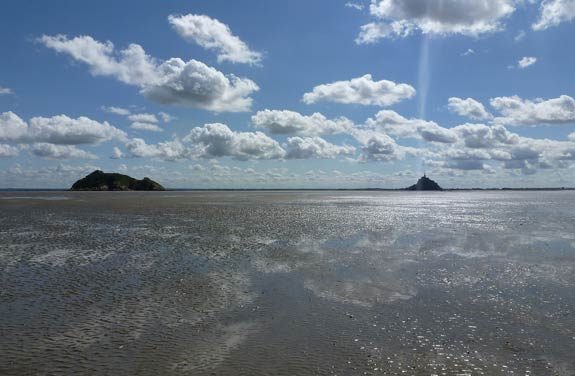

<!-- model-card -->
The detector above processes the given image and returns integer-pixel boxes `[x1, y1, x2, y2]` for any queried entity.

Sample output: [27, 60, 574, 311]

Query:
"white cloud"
[102, 106, 131, 115]
[28, 115, 127, 145]
[0, 144, 19, 157]
[569, 132, 575, 142]
[130, 122, 163, 132]
[445, 159, 490, 171]
[357, 132, 408, 162]
[0, 112, 29, 142]
[128, 113, 158, 123]
[461, 48, 475, 56]
[104, 107, 174, 124]
[365, 110, 457, 143]
[357, 0, 515, 43]
[518, 56, 537, 68]
[141, 58, 259, 112]
[417, 124, 459, 144]
[452, 123, 519, 148]
[122, 123, 359, 162]
[285, 137, 356, 159]
[168, 14, 262, 65]
[356, 21, 414, 44]
[425, 121, 575, 174]
[345, 2, 365, 10]
[183, 123, 286, 161]
[0, 86, 13, 95]
[426, 150, 492, 171]
[533, 0, 575, 30]
[158, 112, 174, 123]
[251, 110, 353, 136]
[448, 97, 492, 120]
[514, 30, 526, 41]
[0, 111, 126, 145]
[491, 95, 575, 125]
[40, 35, 259, 112]
[31, 143, 98, 160]
[125, 138, 191, 161]
[351, 128, 417, 162]
[39, 35, 158, 86]
[111, 146, 124, 159]
[302, 74, 415, 107]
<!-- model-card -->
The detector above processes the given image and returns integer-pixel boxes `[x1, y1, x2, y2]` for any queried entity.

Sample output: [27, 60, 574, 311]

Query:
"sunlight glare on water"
[1, 191, 575, 375]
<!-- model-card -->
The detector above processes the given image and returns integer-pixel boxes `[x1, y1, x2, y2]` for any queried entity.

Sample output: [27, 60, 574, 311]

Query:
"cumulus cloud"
[251, 110, 353, 136]
[448, 97, 492, 120]
[0, 111, 126, 145]
[130, 122, 163, 132]
[168, 14, 262, 65]
[0, 111, 29, 142]
[28, 115, 127, 145]
[302, 74, 415, 107]
[351, 129, 417, 162]
[40, 35, 259, 112]
[356, 0, 516, 43]
[425, 120, 575, 174]
[31, 143, 98, 159]
[0, 144, 19, 157]
[285, 137, 356, 159]
[491, 95, 575, 126]
[365, 110, 457, 143]
[532, 0, 575, 30]
[518, 56, 537, 68]
[102, 106, 131, 115]
[417, 125, 459, 144]
[569, 132, 575, 142]
[358, 132, 408, 162]
[141, 58, 259, 112]
[122, 123, 360, 162]
[452, 123, 519, 148]
[125, 138, 191, 161]
[426, 153, 491, 172]
[444, 159, 490, 171]
[0, 86, 13, 95]
[183, 123, 286, 160]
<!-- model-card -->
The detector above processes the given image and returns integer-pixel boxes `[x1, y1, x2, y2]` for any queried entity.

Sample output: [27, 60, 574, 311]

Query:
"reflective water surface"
[1, 191, 575, 375]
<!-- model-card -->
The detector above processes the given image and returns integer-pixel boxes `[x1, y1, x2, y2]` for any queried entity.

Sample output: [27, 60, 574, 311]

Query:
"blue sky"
[1, 0, 574, 188]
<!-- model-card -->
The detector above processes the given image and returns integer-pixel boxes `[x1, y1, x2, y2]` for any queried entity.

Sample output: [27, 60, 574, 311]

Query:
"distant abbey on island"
[405, 174, 443, 191]
[70, 170, 165, 191]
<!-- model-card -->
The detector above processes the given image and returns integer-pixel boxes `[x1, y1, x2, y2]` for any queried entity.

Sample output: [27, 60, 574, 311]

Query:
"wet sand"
[1, 191, 575, 375]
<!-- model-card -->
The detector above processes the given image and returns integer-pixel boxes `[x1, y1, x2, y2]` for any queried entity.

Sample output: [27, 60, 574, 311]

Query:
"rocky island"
[405, 174, 443, 191]
[70, 170, 165, 191]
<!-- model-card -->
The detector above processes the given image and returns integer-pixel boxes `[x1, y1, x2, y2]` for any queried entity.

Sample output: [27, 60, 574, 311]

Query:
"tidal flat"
[1, 191, 575, 375]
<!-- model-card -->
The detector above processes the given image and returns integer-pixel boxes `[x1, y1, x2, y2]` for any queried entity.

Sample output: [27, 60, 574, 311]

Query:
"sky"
[1, 0, 575, 189]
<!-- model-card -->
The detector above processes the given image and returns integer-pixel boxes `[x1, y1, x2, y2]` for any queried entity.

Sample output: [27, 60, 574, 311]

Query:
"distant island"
[70, 170, 165, 191]
[405, 174, 443, 191]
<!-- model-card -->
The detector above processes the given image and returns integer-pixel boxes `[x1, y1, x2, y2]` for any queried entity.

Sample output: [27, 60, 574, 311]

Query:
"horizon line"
[1, 187, 574, 192]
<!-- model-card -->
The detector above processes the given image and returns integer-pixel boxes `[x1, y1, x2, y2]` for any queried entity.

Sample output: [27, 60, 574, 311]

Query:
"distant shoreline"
[1, 188, 574, 192]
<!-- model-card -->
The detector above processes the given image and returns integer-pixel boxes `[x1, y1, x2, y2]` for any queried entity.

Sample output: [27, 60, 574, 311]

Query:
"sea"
[1, 191, 575, 375]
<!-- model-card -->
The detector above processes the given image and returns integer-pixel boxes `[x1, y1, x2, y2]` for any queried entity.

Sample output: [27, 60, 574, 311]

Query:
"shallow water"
[1, 191, 575, 375]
